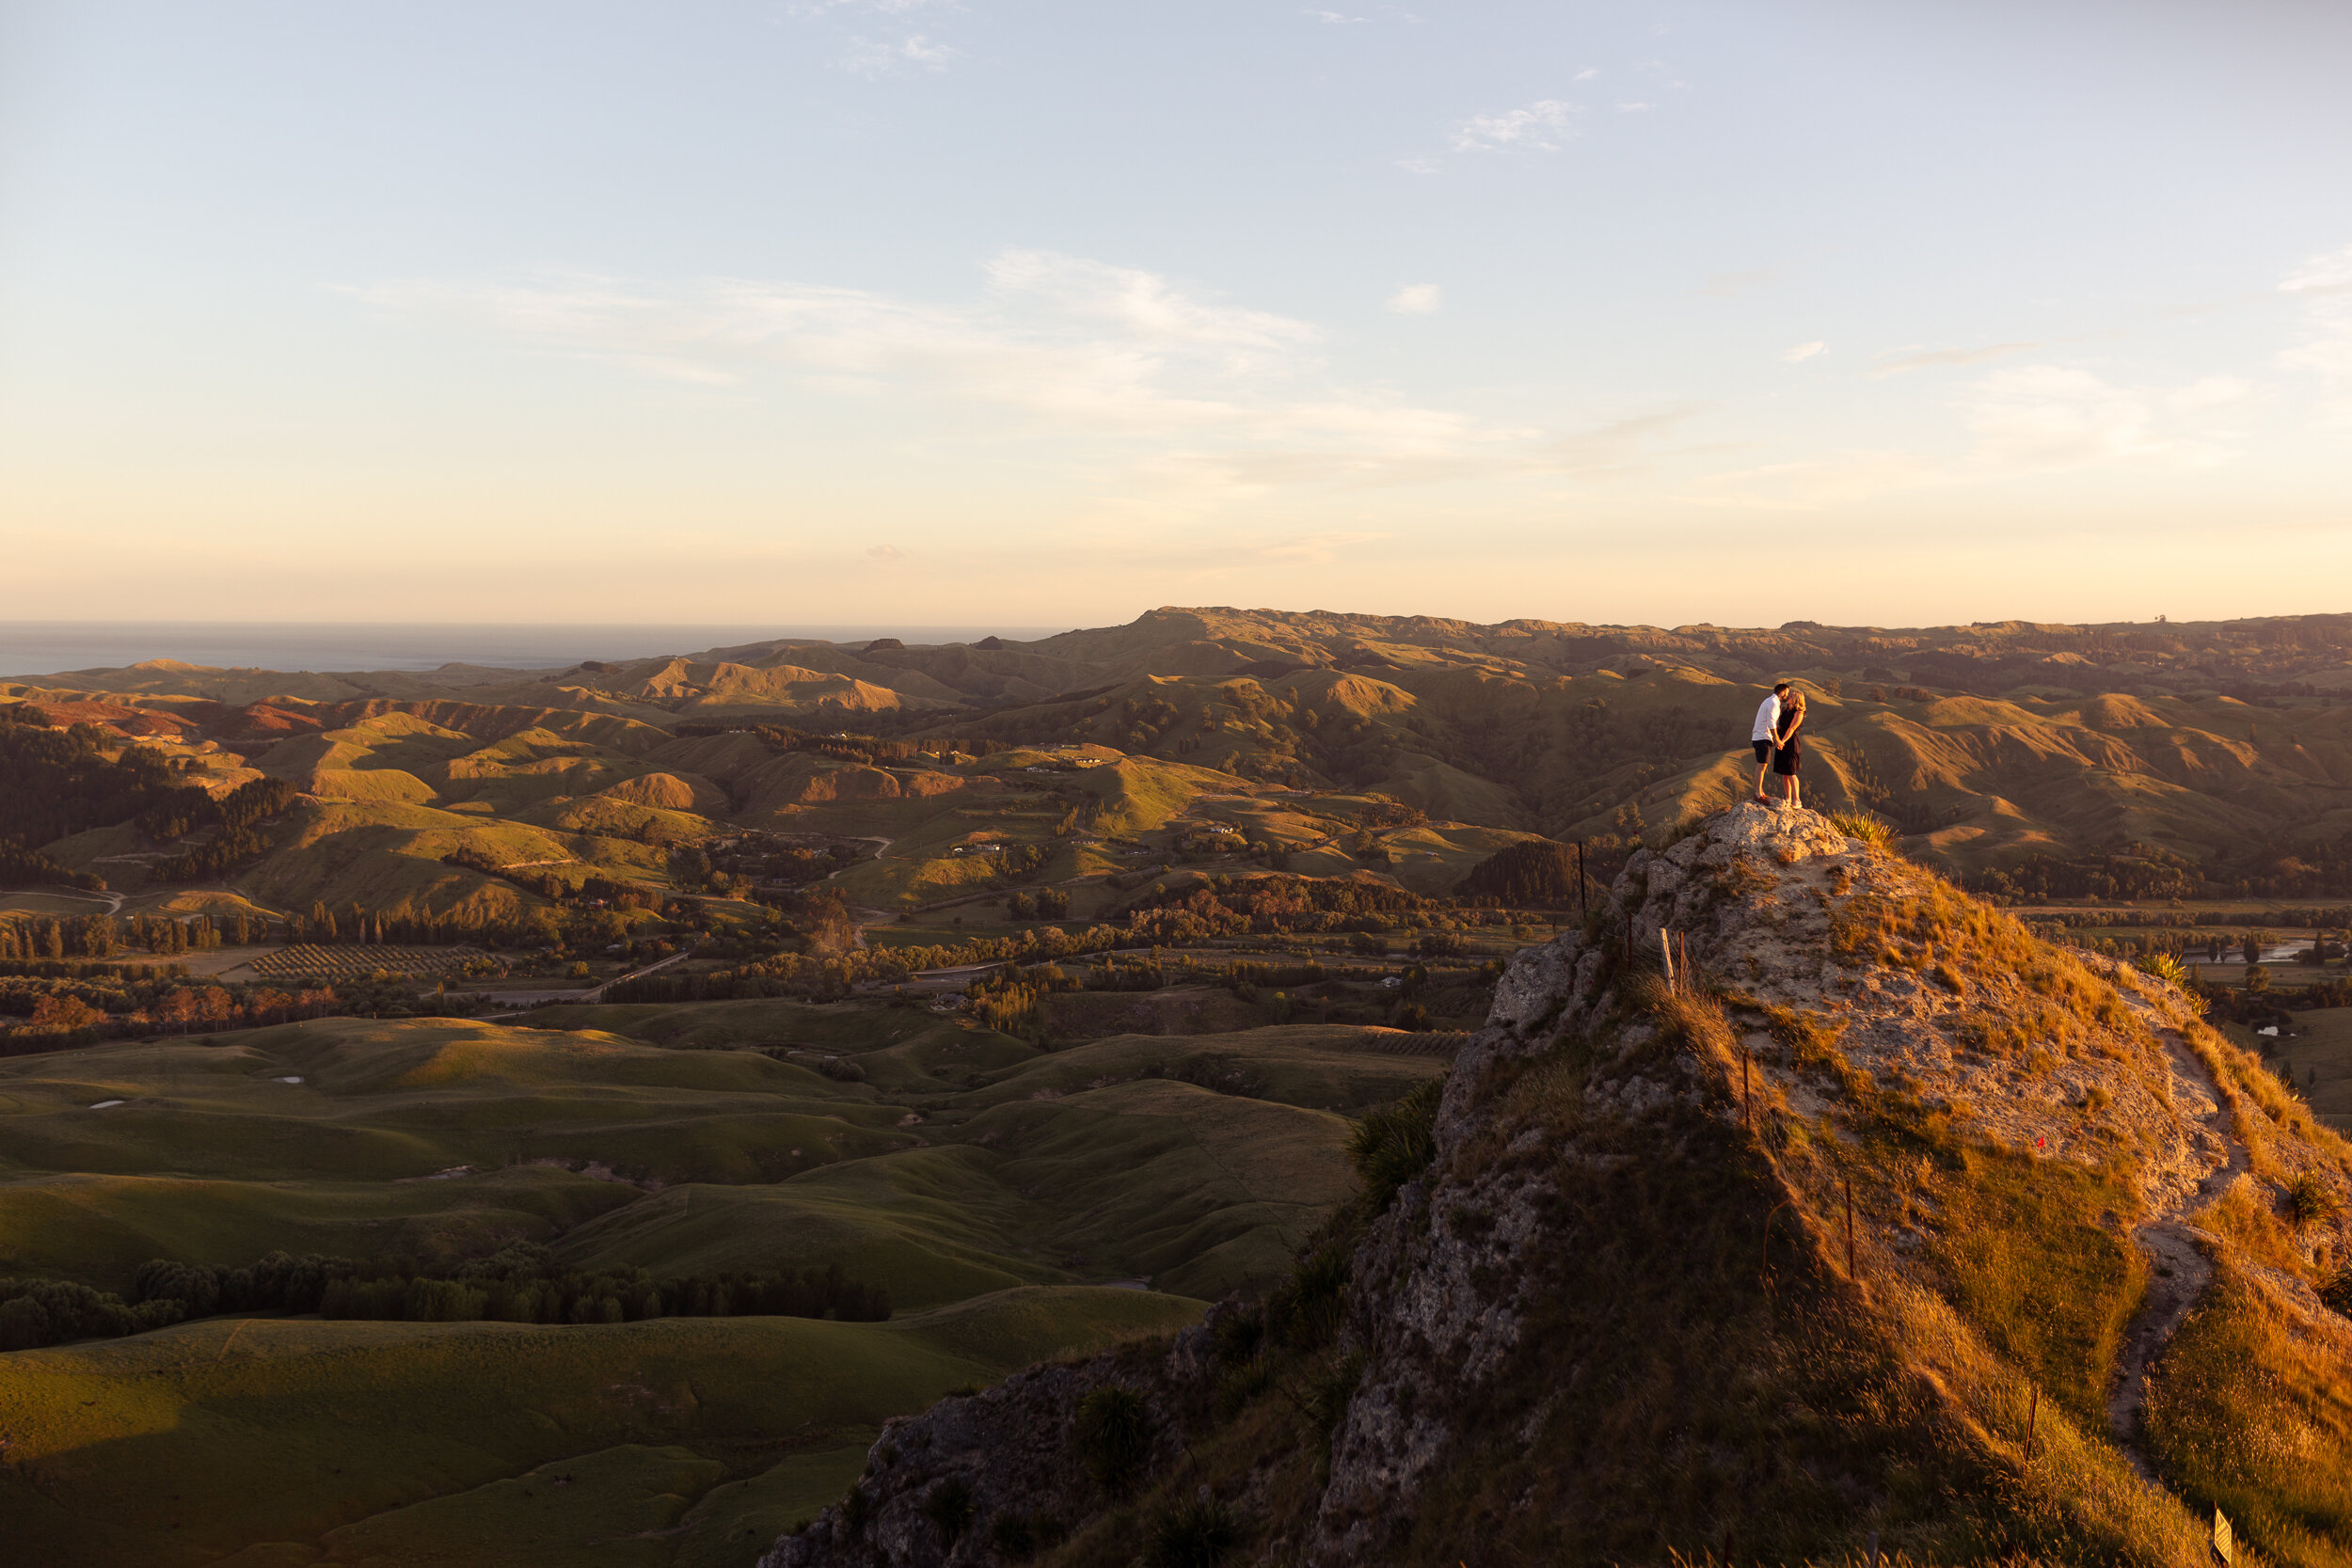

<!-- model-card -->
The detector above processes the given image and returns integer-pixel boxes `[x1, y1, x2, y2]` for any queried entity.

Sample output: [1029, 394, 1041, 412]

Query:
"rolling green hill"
[0, 999, 1447, 1564]
[0, 1288, 1198, 1568]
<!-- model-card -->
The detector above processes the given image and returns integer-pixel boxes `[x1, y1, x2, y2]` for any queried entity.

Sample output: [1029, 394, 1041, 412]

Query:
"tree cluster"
[0, 1276, 185, 1351]
[1970, 845, 2206, 903]
[1005, 887, 1072, 920]
[146, 777, 301, 882]
[1454, 839, 1581, 908]
[0, 721, 206, 852]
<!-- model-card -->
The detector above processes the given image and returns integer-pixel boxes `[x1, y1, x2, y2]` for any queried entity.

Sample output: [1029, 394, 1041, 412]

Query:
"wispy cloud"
[1680, 359, 2260, 508]
[1868, 341, 2040, 378]
[1958, 365, 2250, 470]
[2280, 245, 2352, 296]
[1306, 8, 1367, 23]
[837, 32, 957, 76]
[1387, 284, 1441, 315]
[342, 252, 1545, 489]
[784, 0, 962, 76]
[787, 0, 954, 14]
[1449, 99, 1579, 153]
[1678, 451, 1940, 511]
[1782, 341, 1825, 364]
[1541, 405, 1710, 476]
[2279, 244, 2352, 420]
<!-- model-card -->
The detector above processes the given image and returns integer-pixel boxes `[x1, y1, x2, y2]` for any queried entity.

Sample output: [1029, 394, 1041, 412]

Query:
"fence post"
[1577, 841, 1587, 914]
[2023, 1384, 2040, 1473]
[1844, 1178, 1857, 1278]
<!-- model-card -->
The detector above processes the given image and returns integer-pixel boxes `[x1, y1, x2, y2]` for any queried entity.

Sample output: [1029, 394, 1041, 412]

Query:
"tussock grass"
[1828, 810, 1901, 853]
[1346, 1076, 1443, 1215]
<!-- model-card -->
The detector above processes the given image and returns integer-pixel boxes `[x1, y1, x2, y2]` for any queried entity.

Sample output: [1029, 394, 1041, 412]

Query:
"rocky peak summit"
[769, 802, 2352, 1568]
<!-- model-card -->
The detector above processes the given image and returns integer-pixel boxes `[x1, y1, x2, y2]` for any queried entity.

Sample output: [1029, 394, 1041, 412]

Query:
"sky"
[4, 0, 2351, 633]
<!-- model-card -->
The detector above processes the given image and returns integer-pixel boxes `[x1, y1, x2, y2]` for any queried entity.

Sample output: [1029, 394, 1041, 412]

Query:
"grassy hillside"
[0, 1288, 1198, 1568]
[0, 1009, 1442, 1305]
[0, 995, 1448, 1564]
[14, 609, 2352, 938]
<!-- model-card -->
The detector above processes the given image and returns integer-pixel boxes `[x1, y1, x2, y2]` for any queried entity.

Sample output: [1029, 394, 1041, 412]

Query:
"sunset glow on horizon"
[4, 0, 2350, 629]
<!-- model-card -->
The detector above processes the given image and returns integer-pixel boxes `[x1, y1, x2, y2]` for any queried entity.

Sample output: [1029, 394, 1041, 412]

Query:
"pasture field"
[2242, 1006, 2352, 1133]
[0, 1287, 1197, 1568]
[548, 1020, 1441, 1300]
[0, 998, 1445, 1563]
[0, 1004, 1435, 1301]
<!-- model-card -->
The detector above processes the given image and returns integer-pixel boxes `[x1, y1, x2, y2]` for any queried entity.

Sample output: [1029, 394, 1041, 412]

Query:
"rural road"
[0, 885, 126, 915]
[490, 947, 694, 1006]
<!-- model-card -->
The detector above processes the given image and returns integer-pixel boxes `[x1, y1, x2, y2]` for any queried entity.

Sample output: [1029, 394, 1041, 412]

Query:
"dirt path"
[2106, 1027, 2252, 1475]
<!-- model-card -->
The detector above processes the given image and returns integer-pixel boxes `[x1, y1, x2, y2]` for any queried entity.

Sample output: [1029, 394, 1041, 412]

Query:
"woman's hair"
[1785, 692, 1808, 721]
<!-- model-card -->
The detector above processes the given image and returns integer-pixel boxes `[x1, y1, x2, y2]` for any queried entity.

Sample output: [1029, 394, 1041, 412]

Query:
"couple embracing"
[1749, 680, 1806, 808]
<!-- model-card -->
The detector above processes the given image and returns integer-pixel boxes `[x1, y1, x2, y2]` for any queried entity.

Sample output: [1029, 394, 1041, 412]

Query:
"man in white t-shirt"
[1751, 682, 1790, 802]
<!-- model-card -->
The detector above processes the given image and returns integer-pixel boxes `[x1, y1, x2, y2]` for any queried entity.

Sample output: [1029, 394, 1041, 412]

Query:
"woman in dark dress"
[1772, 691, 1806, 809]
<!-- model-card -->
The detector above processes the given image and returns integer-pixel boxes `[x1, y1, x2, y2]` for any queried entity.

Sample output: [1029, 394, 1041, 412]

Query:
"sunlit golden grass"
[1912, 1144, 2147, 1430]
[2145, 1264, 2352, 1568]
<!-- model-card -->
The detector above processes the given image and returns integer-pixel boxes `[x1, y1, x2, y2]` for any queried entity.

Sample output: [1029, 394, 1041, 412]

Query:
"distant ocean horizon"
[0, 622, 1077, 679]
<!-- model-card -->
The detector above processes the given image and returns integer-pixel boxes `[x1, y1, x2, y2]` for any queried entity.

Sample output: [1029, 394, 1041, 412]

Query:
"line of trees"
[0, 1248, 892, 1352]
[674, 721, 1015, 764]
[131, 1247, 892, 1324]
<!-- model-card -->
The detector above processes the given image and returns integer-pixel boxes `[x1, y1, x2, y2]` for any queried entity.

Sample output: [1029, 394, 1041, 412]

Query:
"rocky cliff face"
[760, 1316, 1226, 1568]
[766, 804, 2352, 1567]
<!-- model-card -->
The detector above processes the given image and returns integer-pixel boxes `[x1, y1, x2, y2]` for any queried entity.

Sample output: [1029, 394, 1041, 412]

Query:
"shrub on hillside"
[985, 1509, 1066, 1559]
[1348, 1075, 1444, 1215]
[1073, 1385, 1154, 1497]
[919, 1476, 975, 1543]
[2287, 1173, 2341, 1229]
[1265, 1244, 1350, 1353]
[1828, 811, 1899, 853]
[1138, 1495, 1246, 1568]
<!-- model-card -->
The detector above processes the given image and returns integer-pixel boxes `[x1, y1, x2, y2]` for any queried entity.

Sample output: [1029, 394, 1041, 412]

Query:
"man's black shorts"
[1752, 739, 1772, 765]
